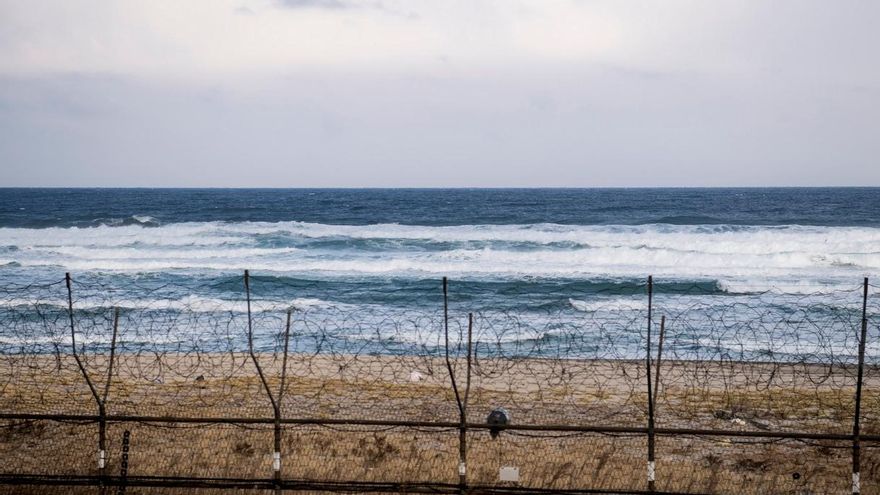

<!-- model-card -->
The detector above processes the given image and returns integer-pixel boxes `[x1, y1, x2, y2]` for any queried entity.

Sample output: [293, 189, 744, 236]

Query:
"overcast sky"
[1, 1, 878, 187]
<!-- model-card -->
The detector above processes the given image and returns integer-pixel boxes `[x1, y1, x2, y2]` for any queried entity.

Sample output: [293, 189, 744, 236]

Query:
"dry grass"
[1, 353, 879, 494]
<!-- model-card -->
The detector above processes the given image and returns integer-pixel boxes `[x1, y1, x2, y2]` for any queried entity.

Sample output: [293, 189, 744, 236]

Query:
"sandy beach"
[2, 352, 878, 494]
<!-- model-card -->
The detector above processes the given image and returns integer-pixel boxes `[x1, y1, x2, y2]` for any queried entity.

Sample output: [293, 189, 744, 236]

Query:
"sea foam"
[0, 221, 875, 291]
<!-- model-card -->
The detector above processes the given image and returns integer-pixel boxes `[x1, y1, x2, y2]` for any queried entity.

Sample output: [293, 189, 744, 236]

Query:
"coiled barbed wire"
[0, 273, 877, 493]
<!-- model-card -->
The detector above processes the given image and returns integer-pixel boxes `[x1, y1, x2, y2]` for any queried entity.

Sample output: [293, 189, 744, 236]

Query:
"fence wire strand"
[0, 272, 877, 494]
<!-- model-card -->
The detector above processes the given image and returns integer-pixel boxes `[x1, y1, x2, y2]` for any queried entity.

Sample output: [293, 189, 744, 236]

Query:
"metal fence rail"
[1, 272, 877, 494]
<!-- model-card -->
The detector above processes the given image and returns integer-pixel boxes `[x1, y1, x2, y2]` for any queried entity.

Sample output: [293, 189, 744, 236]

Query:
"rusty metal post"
[457, 313, 473, 494]
[65, 273, 106, 490]
[273, 309, 292, 492]
[244, 270, 283, 492]
[645, 275, 655, 492]
[442, 277, 467, 492]
[97, 307, 119, 493]
[852, 277, 869, 494]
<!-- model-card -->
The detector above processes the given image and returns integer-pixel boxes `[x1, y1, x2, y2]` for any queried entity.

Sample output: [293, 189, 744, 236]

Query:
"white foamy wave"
[568, 294, 732, 314]
[715, 279, 861, 295]
[0, 221, 877, 287]
[47, 246, 300, 261]
[0, 335, 65, 346]
[569, 298, 645, 312]
[131, 215, 158, 225]
[0, 332, 228, 347]
[290, 298, 338, 310]
[0, 295, 345, 313]
[684, 337, 880, 359]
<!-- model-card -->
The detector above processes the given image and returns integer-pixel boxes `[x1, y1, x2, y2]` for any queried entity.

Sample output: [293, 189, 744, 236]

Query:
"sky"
[0, 0, 878, 187]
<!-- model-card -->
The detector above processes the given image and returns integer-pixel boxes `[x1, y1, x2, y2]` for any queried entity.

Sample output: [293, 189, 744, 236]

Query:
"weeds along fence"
[0, 271, 879, 494]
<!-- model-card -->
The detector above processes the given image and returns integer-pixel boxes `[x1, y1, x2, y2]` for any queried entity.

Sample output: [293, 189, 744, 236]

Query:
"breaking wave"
[0, 222, 875, 291]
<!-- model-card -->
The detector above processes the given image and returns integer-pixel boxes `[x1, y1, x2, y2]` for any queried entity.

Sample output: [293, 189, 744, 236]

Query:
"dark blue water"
[0, 188, 876, 360]
[1, 188, 879, 228]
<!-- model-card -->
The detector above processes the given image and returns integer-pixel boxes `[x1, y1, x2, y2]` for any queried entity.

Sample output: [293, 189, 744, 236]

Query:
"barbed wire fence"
[0, 271, 877, 494]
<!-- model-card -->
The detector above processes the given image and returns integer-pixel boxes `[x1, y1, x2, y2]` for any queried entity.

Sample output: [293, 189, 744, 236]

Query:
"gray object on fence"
[487, 407, 510, 439]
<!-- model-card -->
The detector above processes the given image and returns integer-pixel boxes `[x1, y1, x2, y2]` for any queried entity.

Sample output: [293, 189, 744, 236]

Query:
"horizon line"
[2, 185, 879, 190]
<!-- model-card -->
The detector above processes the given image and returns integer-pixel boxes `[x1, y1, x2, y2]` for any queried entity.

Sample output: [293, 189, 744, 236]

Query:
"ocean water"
[0, 188, 878, 360]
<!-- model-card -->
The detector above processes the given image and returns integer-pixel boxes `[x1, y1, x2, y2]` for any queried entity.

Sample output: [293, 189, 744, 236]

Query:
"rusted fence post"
[276, 310, 292, 486]
[442, 277, 471, 493]
[645, 275, 656, 492]
[66, 274, 118, 494]
[852, 277, 869, 495]
[100, 308, 119, 493]
[461, 313, 473, 492]
[244, 270, 291, 494]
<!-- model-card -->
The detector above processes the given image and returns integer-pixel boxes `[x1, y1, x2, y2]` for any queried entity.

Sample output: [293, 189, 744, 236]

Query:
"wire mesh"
[0, 272, 877, 494]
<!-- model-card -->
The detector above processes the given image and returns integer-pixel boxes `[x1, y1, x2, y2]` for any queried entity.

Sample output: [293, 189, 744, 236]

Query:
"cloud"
[1, 1, 878, 186]
[0, 1, 872, 86]
[274, 0, 416, 18]
[276, 0, 353, 9]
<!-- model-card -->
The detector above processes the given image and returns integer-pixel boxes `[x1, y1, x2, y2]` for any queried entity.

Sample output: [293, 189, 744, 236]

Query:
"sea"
[0, 188, 878, 361]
